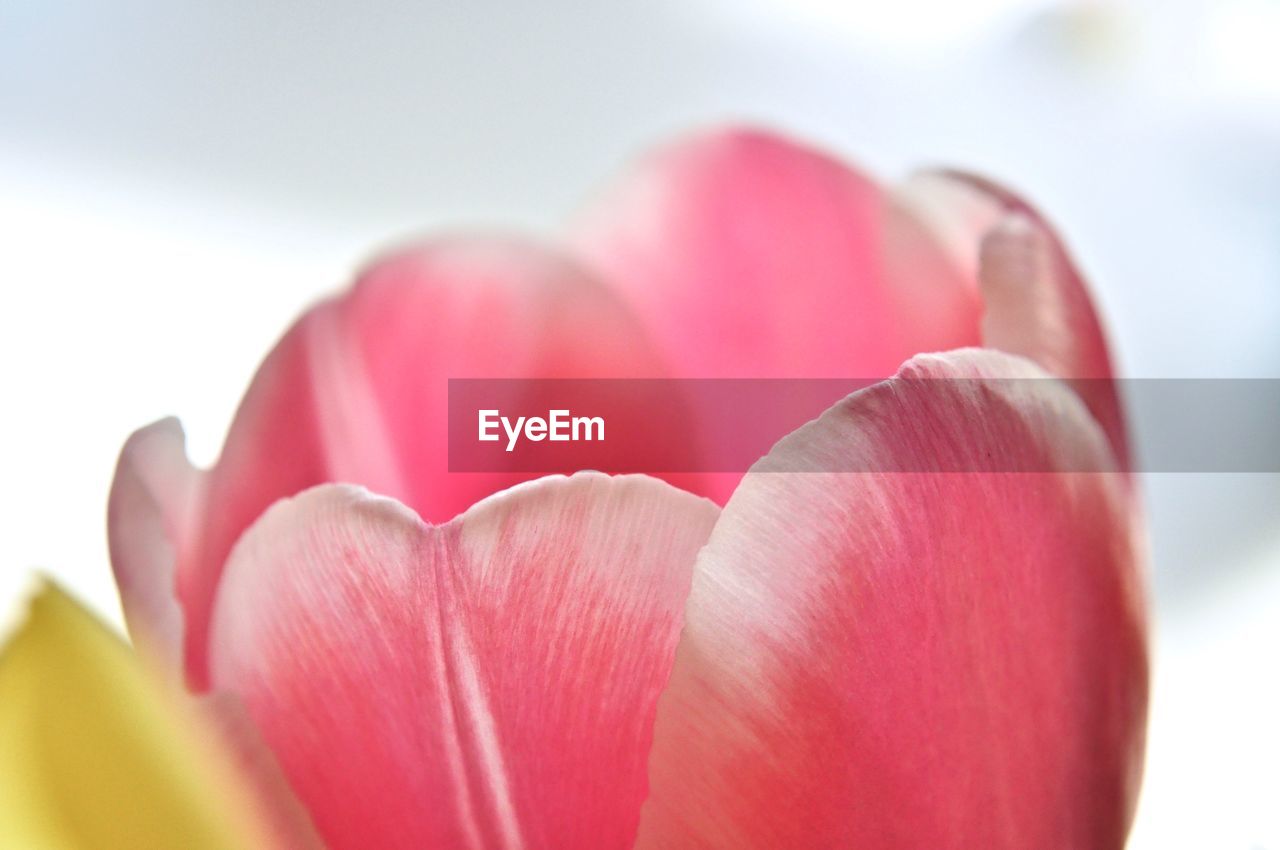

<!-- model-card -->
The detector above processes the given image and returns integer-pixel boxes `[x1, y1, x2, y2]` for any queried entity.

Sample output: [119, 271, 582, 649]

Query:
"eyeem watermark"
[478, 409, 605, 452]
[451, 378, 1280, 472]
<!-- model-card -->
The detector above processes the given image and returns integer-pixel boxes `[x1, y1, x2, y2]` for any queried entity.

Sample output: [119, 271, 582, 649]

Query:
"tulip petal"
[898, 171, 1129, 467]
[636, 349, 1148, 849]
[107, 416, 198, 675]
[167, 237, 672, 687]
[569, 127, 982, 381]
[0, 582, 309, 849]
[207, 474, 719, 850]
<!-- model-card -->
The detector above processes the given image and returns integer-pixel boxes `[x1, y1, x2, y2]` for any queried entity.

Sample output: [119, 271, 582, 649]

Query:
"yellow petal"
[0, 580, 276, 849]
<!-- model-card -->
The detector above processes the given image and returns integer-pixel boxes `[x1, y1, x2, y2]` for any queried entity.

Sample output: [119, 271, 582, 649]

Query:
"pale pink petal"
[177, 237, 674, 687]
[175, 311, 337, 688]
[569, 127, 982, 381]
[107, 417, 199, 675]
[636, 349, 1148, 849]
[207, 475, 719, 850]
[898, 171, 1129, 466]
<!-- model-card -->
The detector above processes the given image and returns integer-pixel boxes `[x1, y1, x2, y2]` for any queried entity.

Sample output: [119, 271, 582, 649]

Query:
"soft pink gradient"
[208, 477, 717, 850]
[636, 350, 1146, 849]
[109, 126, 1147, 849]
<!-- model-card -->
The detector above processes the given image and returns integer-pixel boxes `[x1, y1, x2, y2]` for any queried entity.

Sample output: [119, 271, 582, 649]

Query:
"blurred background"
[1, 0, 1277, 846]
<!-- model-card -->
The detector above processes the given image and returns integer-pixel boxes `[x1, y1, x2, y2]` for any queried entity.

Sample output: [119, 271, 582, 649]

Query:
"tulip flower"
[99, 128, 1146, 848]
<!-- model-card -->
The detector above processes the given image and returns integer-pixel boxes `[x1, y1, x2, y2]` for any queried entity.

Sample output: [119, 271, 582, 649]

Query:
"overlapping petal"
[898, 171, 1129, 467]
[569, 127, 983, 381]
[112, 237, 674, 687]
[636, 349, 1148, 849]
[107, 417, 199, 673]
[567, 127, 991, 505]
[206, 474, 718, 850]
[570, 127, 1129, 474]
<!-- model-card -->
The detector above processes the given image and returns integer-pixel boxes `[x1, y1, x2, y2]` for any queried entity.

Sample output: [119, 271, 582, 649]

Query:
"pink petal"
[340, 238, 682, 516]
[107, 416, 199, 675]
[569, 127, 982, 381]
[175, 237, 674, 687]
[206, 474, 719, 850]
[636, 349, 1148, 849]
[898, 171, 1130, 467]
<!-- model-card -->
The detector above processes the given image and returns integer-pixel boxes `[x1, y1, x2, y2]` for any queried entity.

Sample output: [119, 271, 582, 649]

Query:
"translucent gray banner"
[447, 379, 1280, 473]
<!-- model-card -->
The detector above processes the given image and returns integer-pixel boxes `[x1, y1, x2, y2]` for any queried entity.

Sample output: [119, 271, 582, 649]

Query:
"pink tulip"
[109, 127, 1147, 849]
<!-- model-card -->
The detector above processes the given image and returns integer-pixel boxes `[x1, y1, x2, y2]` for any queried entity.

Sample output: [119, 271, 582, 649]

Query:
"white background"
[2, 0, 1278, 846]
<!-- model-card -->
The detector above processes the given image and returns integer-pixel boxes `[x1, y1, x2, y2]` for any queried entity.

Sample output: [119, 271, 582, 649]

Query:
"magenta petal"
[107, 417, 199, 675]
[899, 171, 1130, 468]
[175, 237, 672, 687]
[207, 475, 719, 850]
[570, 127, 982, 381]
[636, 349, 1148, 849]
